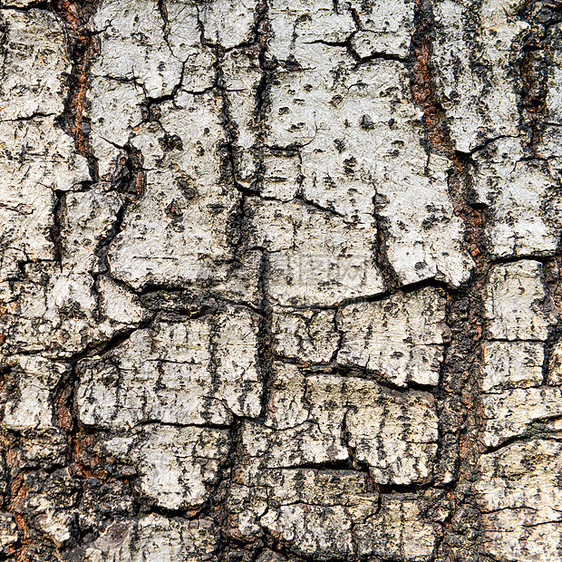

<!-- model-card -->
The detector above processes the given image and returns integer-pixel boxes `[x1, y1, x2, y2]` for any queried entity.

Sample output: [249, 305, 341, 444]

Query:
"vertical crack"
[54, 0, 101, 181]
[257, 251, 274, 422]
[372, 190, 401, 291]
[517, 0, 550, 154]
[410, 0, 451, 157]
[199, 2, 276, 558]
[409, 0, 492, 559]
[50, 190, 66, 269]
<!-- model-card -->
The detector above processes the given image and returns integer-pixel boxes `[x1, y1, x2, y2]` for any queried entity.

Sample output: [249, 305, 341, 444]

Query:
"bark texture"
[0, 0, 561, 560]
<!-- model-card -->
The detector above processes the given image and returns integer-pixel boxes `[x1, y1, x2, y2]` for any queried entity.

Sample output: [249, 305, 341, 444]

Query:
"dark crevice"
[300, 362, 442, 395]
[409, 0, 494, 560]
[372, 192, 401, 292]
[50, 190, 66, 267]
[410, 0, 452, 157]
[303, 38, 409, 66]
[95, 143, 146, 277]
[256, 252, 275, 424]
[53, 0, 101, 182]
[483, 427, 562, 455]
[516, 1, 554, 154]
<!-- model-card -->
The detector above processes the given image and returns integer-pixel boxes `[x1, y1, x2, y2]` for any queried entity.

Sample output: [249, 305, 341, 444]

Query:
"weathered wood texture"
[0, 0, 561, 560]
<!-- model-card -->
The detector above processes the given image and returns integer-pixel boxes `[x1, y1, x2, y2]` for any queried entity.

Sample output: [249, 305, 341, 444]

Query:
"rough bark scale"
[0, 0, 561, 560]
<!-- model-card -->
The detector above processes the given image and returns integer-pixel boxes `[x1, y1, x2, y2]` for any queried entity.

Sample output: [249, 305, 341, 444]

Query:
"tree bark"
[0, 0, 561, 560]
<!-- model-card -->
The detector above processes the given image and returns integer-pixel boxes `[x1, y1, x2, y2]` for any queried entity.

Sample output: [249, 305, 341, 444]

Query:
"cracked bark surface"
[0, 0, 562, 560]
